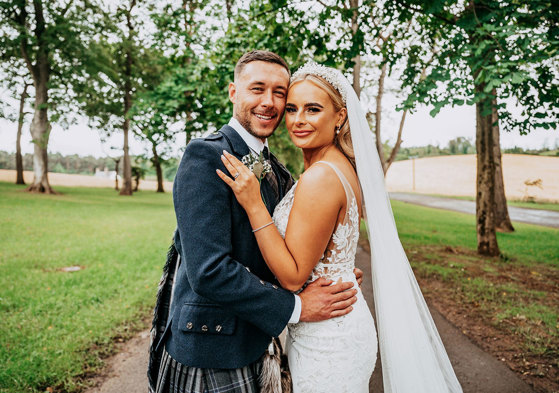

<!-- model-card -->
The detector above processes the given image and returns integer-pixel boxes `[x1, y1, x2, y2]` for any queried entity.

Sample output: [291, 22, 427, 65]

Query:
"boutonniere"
[242, 151, 272, 181]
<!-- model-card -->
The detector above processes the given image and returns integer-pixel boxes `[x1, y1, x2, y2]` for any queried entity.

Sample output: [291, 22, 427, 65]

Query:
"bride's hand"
[217, 150, 264, 212]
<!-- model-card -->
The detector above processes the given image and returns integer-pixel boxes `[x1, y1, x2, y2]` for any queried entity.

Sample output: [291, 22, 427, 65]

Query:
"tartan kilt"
[155, 350, 262, 393]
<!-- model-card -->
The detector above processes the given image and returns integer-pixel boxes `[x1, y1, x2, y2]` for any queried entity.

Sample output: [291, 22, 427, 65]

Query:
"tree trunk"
[119, 4, 134, 196]
[16, 83, 30, 185]
[23, 0, 54, 194]
[475, 89, 499, 256]
[225, 0, 232, 22]
[120, 116, 133, 195]
[384, 109, 407, 174]
[133, 173, 140, 192]
[114, 157, 120, 190]
[492, 95, 514, 233]
[374, 63, 387, 169]
[152, 142, 164, 193]
[26, 76, 54, 193]
[350, 0, 361, 99]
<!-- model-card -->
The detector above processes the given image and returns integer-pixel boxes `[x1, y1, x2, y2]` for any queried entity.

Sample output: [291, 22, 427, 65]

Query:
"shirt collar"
[228, 117, 268, 154]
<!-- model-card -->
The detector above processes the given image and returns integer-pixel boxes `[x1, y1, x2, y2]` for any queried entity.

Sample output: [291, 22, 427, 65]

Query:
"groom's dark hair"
[234, 50, 290, 81]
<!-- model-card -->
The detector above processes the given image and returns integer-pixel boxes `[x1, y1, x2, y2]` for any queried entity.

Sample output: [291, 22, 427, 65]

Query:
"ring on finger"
[234, 172, 240, 179]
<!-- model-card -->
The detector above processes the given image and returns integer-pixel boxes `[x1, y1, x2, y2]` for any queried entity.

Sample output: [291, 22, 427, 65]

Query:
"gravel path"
[85, 247, 536, 393]
[390, 192, 559, 228]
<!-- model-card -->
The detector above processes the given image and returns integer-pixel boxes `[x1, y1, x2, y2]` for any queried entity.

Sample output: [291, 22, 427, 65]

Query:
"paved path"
[86, 248, 536, 393]
[391, 192, 559, 228]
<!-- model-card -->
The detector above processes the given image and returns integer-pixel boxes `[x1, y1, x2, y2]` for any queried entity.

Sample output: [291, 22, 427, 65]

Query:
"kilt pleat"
[155, 350, 261, 393]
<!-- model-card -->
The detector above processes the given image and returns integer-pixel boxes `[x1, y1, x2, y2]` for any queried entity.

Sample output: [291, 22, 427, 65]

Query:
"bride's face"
[285, 80, 342, 150]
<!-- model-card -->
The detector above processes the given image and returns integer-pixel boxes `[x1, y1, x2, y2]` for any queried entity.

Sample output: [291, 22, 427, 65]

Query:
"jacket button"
[216, 325, 222, 332]
[201, 325, 208, 332]
[186, 322, 193, 330]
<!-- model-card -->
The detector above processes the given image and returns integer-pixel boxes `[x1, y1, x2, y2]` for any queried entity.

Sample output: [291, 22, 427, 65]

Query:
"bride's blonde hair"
[289, 73, 355, 167]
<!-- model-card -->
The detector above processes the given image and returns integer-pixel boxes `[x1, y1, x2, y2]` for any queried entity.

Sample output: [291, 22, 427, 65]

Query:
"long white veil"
[341, 69, 462, 392]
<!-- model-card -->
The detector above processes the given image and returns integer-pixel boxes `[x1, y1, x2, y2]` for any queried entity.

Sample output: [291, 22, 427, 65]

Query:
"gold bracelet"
[252, 221, 274, 233]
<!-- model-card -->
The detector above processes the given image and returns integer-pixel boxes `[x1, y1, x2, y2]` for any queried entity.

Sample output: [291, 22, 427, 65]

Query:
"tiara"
[291, 62, 347, 103]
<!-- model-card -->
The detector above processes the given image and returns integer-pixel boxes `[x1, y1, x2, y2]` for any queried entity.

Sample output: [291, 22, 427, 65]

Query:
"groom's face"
[229, 61, 290, 141]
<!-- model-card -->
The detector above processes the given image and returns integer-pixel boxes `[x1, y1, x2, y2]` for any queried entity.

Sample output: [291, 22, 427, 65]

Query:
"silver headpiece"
[291, 62, 347, 104]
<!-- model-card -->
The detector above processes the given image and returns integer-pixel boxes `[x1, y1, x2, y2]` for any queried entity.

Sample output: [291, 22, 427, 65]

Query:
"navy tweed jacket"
[162, 125, 296, 369]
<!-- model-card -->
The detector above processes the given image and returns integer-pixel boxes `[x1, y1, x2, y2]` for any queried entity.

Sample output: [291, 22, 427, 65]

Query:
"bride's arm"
[217, 150, 343, 291]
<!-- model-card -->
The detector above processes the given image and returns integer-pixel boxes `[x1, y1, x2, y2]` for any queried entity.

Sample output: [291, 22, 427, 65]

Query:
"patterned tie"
[262, 146, 280, 202]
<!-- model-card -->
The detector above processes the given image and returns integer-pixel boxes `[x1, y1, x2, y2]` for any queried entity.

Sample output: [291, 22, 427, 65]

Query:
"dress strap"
[314, 161, 357, 221]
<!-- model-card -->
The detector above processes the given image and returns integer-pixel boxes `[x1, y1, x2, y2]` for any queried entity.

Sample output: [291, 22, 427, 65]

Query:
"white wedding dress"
[272, 161, 378, 393]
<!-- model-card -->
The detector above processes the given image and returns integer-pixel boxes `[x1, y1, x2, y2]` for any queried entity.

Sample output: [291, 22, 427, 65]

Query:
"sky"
[1, 100, 557, 159]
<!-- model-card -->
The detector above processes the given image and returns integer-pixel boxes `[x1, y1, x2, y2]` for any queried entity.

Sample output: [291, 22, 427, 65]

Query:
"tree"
[131, 89, 177, 193]
[77, 0, 158, 196]
[0, 0, 104, 193]
[303, 1, 423, 175]
[391, 0, 558, 255]
[15, 81, 31, 185]
[131, 159, 146, 192]
[0, 63, 32, 185]
[118, 0, 135, 196]
[147, 0, 211, 146]
[147, 0, 315, 174]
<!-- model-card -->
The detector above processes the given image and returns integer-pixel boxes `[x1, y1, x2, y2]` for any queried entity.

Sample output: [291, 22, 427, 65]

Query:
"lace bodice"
[274, 162, 377, 393]
[272, 161, 360, 284]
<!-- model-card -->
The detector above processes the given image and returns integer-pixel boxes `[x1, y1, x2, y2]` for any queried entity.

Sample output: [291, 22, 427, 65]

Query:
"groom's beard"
[235, 108, 282, 140]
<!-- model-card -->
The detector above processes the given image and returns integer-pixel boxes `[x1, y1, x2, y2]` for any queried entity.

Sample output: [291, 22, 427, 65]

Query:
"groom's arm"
[174, 139, 295, 337]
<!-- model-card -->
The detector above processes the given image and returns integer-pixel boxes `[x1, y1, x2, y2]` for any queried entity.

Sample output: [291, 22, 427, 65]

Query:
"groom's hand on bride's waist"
[298, 278, 358, 322]
[354, 267, 364, 288]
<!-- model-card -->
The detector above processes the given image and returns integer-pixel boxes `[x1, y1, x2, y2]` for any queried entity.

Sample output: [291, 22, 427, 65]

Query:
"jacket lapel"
[219, 125, 250, 158]
[269, 153, 295, 200]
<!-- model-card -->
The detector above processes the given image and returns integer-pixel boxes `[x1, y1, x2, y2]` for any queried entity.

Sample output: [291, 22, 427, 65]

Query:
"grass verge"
[425, 193, 559, 212]
[361, 200, 558, 393]
[0, 182, 175, 392]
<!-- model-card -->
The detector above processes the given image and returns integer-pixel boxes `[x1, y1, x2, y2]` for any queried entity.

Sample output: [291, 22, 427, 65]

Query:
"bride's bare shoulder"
[295, 162, 344, 205]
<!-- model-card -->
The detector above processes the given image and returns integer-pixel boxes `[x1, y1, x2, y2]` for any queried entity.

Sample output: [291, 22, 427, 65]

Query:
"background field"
[0, 169, 174, 192]
[386, 154, 559, 203]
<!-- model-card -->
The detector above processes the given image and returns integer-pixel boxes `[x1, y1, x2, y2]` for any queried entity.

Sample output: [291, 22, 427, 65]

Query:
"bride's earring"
[335, 125, 340, 135]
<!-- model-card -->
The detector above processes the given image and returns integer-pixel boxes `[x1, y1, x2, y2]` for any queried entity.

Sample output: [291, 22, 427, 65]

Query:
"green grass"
[388, 200, 559, 266]
[0, 182, 175, 392]
[508, 200, 559, 212]
[426, 193, 559, 212]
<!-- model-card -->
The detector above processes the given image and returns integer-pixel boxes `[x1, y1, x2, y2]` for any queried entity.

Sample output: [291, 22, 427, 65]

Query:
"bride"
[217, 62, 462, 393]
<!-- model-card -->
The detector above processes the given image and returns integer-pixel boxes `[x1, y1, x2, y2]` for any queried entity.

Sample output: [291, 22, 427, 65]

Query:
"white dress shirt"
[228, 118, 302, 324]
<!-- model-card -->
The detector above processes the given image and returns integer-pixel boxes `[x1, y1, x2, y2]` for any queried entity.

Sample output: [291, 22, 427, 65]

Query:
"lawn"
[390, 200, 559, 267]
[427, 193, 559, 212]
[0, 182, 176, 392]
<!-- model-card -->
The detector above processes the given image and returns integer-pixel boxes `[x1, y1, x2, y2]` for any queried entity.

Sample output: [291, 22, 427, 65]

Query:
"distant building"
[94, 167, 121, 180]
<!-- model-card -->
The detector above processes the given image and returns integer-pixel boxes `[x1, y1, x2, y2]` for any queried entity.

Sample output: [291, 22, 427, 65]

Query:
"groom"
[155, 51, 359, 392]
